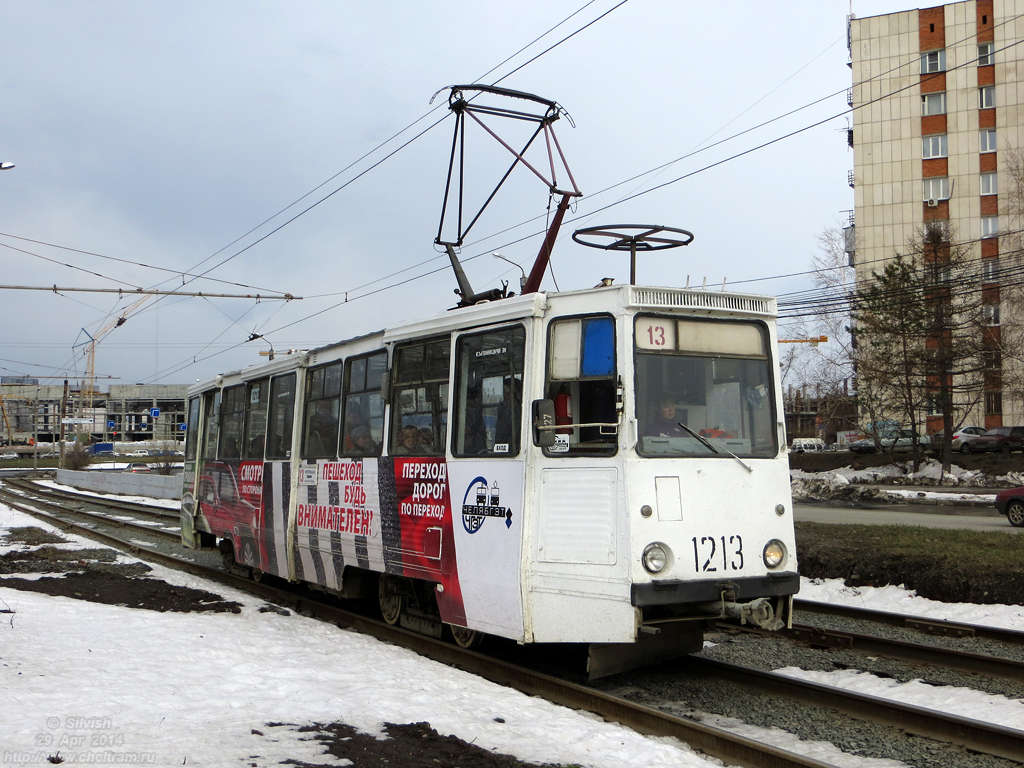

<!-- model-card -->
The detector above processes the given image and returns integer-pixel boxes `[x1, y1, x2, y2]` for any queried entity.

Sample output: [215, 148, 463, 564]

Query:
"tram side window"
[184, 396, 200, 460]
[544, 315, 617, 456]
[219, 385, 247, 459]
[266, 373, 296, 460]
[390, 337, 449, 456]
[453, 326, 525, 457]
[201, 390, 221, 460]
[341, 351, 386, 456]
[243, 378, 268, 459]
[302, 362, 342, 459]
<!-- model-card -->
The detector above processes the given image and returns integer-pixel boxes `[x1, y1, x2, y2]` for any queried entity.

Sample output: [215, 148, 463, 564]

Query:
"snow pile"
[791, 459, 1018, 503]
[904, 459, 987, 487]
[790, 470, 883, 504]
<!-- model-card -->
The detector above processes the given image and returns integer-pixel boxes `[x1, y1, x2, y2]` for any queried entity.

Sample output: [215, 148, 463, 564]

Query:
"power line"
[0, 232, 293, 295]
[142, 12, 1024, 379]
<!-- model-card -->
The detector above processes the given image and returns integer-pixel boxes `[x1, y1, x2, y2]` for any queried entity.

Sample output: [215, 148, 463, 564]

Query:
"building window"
[922, 92, 946, 116]
[922, 134, 947, 159]
[980, 85, 996, 109]
[983, 303, 1001, 326]
[978, 42, 994, 66]
[923, 176, 949, 201]
[921, 49, 946, 73]
[983, 348, 1002, 370]
[980, 128, 997, 153]
[982, 257, 999, 283]
[985, 391, 1002, 415]
[981, 172, 998, 196]
[982, 215, 999, 237]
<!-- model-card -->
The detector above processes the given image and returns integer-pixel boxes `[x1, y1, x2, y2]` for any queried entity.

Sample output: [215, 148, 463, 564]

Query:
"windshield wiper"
[677, 422, 753, 473]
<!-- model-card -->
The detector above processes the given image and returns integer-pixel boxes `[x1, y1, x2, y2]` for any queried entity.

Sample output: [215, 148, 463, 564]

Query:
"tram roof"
[189, 284, 776, 395]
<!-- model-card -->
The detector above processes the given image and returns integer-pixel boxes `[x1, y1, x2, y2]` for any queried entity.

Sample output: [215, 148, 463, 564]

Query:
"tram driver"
[644, 396, 687, 438]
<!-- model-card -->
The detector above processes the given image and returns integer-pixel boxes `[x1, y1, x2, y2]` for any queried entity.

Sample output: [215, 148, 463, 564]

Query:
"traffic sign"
[179, 423, 187, 431]
[107, 420, 116, 429]
[150, 407, 160, 419]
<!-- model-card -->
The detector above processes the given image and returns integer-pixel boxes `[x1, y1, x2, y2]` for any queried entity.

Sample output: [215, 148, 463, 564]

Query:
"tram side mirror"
[532, 398, 556, 448]
[380, 371, 391, 403]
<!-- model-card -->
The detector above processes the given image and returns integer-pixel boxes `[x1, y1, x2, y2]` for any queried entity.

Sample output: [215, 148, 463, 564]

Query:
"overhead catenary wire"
[302, 12, 1024, 301]
[129, 11, 1024, 381]
[134, 1, 629, 384]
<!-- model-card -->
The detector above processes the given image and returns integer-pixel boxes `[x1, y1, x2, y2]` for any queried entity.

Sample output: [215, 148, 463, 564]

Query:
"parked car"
[126, 462, 150, 473]
[849, 429, 929, 453]
[994, 486, 1024, 527]
[964, 426, 1024, 453]
[790, 437, 826, 453]
[126, 449, 149, 457]
[929, 426, 986, 453]
[0, 452, 18, 460]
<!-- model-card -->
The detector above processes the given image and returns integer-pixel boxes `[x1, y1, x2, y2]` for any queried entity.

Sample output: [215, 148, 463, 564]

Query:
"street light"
[0, 162, 15, 171]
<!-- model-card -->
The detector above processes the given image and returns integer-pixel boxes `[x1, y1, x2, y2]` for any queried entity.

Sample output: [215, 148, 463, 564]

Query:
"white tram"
[181, 283, 797, 676]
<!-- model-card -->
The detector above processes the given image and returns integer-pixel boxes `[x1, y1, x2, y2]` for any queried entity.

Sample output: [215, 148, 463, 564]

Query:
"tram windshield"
[635, 316, 777, 458]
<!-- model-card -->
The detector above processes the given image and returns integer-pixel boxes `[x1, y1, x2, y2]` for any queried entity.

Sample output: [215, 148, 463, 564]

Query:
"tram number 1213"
[692, 535, 744, 572]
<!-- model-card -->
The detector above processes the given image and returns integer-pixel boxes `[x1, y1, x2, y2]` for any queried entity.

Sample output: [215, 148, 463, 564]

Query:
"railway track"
[719, 620, 1024, 683]
[0, 481, 180, 543]
[3, 480, 1023, 766]
[795, 597, 1024, 646]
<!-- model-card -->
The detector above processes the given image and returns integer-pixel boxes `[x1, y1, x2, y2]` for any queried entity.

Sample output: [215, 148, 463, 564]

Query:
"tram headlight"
[642, 542, 670, 574]
[762, 539, 787, 569]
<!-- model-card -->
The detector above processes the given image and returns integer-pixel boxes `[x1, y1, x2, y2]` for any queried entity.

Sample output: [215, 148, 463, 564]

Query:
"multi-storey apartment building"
[847, 0, 1024, 429]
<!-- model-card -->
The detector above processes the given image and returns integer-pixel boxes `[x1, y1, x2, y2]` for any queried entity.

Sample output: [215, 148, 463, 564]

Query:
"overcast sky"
[0, 0, 910, 387]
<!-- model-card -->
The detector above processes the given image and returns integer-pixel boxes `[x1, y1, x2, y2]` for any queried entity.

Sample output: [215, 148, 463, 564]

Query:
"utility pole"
[32, 387, 38, 472]
[58, 379, 68, 469]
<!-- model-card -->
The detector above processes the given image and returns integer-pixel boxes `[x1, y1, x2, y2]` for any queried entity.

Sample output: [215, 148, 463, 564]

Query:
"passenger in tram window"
[350, 425, 377, 455]
[394, 425, 421, 455]
[418, 427, 435, 453]
[645, 397, 687, 438]
[341, 408, 367, 453]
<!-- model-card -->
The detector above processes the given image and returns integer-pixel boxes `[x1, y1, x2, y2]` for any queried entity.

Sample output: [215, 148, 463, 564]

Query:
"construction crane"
[0, 394, 12, 445]
[73, 295, 150, 408]
[778, 335, 828, 346]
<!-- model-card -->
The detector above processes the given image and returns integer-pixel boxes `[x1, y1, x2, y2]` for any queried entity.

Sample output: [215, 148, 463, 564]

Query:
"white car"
[0, 452, 18, 460]
[126, 449, 149, 457]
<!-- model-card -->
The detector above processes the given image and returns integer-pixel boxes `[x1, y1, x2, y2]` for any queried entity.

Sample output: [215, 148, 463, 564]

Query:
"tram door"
[526, 314, 633, 643]
[446, 324, 527, 640]
[180, 395, 203, 548]
[257, 373, 296, 579]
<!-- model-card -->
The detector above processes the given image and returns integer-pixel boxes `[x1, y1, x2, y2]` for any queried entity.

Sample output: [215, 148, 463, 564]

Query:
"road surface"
[794, 501, 1019, 533]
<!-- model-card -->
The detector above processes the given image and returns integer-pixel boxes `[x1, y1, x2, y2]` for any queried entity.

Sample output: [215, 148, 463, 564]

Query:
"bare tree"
[854, 223, 987, 471]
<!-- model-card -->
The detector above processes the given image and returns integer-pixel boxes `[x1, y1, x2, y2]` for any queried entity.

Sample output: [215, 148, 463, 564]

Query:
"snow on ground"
[882, 488, 996, 503]
[774, 667, 1024, 732]
[791, 458, 1022, 491]
[3, 500, 1023, 767]
[35, 479, 180, 510]
[800, 577, 1024, 631]
[0, 502, 720, 768]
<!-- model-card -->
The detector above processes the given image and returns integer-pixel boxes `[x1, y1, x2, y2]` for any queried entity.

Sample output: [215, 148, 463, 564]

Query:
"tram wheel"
[378, 575, 404, 625]
[1007, 501, 1024, 528]
[449, 624, 482, 650]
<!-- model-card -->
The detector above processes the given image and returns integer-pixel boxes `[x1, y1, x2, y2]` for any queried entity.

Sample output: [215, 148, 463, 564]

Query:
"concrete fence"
[56, 469, 182, 500]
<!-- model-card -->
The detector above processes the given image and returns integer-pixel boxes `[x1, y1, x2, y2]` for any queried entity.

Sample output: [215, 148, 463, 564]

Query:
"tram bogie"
[180, 284, 798, 676]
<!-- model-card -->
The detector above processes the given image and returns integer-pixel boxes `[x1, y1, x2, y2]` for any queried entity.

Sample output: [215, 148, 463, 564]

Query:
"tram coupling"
[722, 596, 786, 631]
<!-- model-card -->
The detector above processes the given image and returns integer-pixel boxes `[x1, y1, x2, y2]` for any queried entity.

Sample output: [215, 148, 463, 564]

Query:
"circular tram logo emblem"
[461, 476, 512, 534]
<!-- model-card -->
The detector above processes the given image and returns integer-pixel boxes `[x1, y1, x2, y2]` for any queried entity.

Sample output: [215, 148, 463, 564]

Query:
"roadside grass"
[796, 521, 1024, 605]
